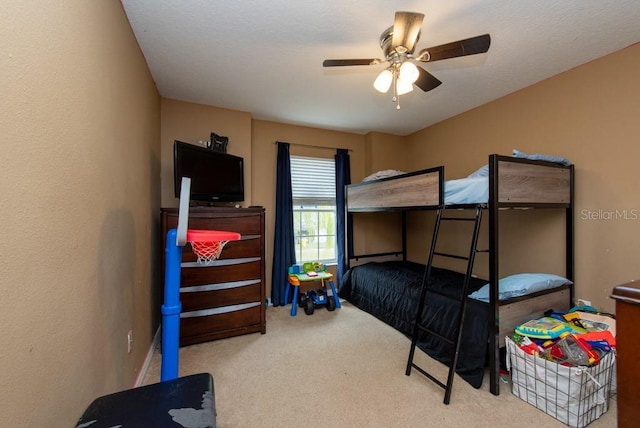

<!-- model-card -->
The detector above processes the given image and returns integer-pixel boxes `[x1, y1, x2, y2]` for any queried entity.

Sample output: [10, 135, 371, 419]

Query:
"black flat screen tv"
[173, 140, 245, 203]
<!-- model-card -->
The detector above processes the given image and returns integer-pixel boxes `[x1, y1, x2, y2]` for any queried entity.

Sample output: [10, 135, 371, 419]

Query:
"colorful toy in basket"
[515, 317, 574, 339]
[548, 334, 600, 366]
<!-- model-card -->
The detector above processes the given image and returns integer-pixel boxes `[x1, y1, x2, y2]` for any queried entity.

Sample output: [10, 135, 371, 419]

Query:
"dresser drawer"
[180, 260, 261, 286]
[180, 303, 262, 337]
[181, 279, 261, 312]
[163, 211, 262, 235]
[185, 214, 262, 235]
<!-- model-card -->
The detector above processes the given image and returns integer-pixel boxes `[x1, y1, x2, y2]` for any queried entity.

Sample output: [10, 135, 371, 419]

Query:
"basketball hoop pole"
[160, 177, 240, 382]
[161, 228, 184, 382]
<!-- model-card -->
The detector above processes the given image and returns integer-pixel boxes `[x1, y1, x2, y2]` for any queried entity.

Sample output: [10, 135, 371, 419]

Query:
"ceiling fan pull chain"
[392, 69, 398, 104]
[393, 68, 402, 110]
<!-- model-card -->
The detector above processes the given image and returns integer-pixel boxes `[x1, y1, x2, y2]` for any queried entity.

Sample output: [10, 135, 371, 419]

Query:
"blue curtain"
[271, 142, 296, 306]
[335, 149, 352, 285]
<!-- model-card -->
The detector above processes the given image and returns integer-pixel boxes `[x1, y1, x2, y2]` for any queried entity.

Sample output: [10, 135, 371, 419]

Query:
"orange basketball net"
[186, 229, 241, 265]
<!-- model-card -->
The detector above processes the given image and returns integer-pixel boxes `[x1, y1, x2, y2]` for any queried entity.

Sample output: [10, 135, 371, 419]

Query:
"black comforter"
[338, 261, 489, 388]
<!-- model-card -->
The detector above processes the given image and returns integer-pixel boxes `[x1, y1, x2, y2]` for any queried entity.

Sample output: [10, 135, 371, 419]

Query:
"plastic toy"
[515, 317, 573, 339]
[545, 311, 588, 334]
[547, 334, 599, 366]
[298, 287, 337, 315]
[580, 330, 616, 348]
[518, 336, 543, 356]
[584, 339, 612, 359]
[285, 261, 341, 316]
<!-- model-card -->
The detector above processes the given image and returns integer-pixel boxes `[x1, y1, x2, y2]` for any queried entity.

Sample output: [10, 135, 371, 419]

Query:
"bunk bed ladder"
[405, 205, 484, 404]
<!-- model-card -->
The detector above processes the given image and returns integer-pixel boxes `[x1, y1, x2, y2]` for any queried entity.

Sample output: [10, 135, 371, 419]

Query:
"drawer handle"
[180, 302, 261, 318]
[240, 234, 261, 241]
[180, 279, 261, 293]
[181, 256, 260, 268]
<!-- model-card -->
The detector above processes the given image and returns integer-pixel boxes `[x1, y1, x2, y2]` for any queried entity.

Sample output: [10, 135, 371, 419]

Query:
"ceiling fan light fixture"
[399, 61, 419, 84]
[396, 75, 414, 95]
[373, 69, 393, 93]
[322, 12, 491, 110]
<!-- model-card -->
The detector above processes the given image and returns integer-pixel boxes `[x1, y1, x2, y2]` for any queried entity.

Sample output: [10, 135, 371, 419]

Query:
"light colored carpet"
[143, 302, 616, 427]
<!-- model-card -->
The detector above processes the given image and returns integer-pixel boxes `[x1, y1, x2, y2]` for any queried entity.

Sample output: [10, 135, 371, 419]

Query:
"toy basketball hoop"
[187, 229, 241, 265]
[161, 176, 241, 382]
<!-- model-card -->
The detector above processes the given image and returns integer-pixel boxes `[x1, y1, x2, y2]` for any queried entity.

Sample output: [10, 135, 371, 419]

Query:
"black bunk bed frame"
[343, 154, 574, 399]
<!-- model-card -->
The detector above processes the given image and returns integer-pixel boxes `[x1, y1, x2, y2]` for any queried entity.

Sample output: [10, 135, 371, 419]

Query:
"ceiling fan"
[322, 11, 491, 109]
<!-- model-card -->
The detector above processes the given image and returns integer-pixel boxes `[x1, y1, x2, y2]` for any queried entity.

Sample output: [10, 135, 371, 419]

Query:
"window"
[290, 155, 336, 264]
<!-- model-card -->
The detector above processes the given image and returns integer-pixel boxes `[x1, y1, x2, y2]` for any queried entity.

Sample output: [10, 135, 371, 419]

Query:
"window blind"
[290, 156, 336, 205]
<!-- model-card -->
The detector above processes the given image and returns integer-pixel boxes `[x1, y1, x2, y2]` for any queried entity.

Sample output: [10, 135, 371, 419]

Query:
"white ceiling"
[121, 0, 640, 136]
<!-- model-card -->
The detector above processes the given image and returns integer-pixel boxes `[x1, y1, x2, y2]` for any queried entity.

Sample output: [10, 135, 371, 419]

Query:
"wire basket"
[505, 336, 615, 428]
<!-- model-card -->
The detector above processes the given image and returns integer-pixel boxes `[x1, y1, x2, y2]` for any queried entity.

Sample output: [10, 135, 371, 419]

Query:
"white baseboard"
[134, 326, 161, 387]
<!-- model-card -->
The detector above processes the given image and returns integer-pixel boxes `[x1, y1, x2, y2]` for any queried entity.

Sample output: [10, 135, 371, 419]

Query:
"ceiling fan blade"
[414, 66, 442, 92]
[323, 59, 381, 67]
[417, 34, 491, 62]
[391, 11, 424, 53]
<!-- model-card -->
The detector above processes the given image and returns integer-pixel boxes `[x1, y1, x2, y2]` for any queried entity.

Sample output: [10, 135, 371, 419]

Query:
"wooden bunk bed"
[339, 154, 574, 400]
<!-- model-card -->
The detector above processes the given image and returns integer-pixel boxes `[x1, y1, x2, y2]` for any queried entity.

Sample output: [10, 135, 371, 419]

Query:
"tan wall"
[160, 99, 253, 208]
[364, 132, 409, 175]
[0, 1, 160, 426]
[405, 43, 640, 313]
[357, 132, 412, 257]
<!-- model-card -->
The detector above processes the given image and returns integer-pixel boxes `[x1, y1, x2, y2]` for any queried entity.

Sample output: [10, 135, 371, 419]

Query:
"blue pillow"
[512, 149, 572, 166]
[468, 273, 572, 302]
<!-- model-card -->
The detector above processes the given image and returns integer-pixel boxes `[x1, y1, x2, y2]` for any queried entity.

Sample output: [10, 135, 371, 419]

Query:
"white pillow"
[469, 273, 572, 302]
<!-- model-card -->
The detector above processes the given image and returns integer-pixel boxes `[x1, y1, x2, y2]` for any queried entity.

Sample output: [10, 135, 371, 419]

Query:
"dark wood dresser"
[160, 206, 266, 346]
[610, 281, 640, 428]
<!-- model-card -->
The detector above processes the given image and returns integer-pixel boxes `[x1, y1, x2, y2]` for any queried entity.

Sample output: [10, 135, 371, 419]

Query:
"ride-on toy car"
[298, 287, 337, 315]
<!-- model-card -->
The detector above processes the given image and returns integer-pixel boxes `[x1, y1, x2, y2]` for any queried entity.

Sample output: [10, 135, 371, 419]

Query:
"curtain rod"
[274, 141, 352, 152]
